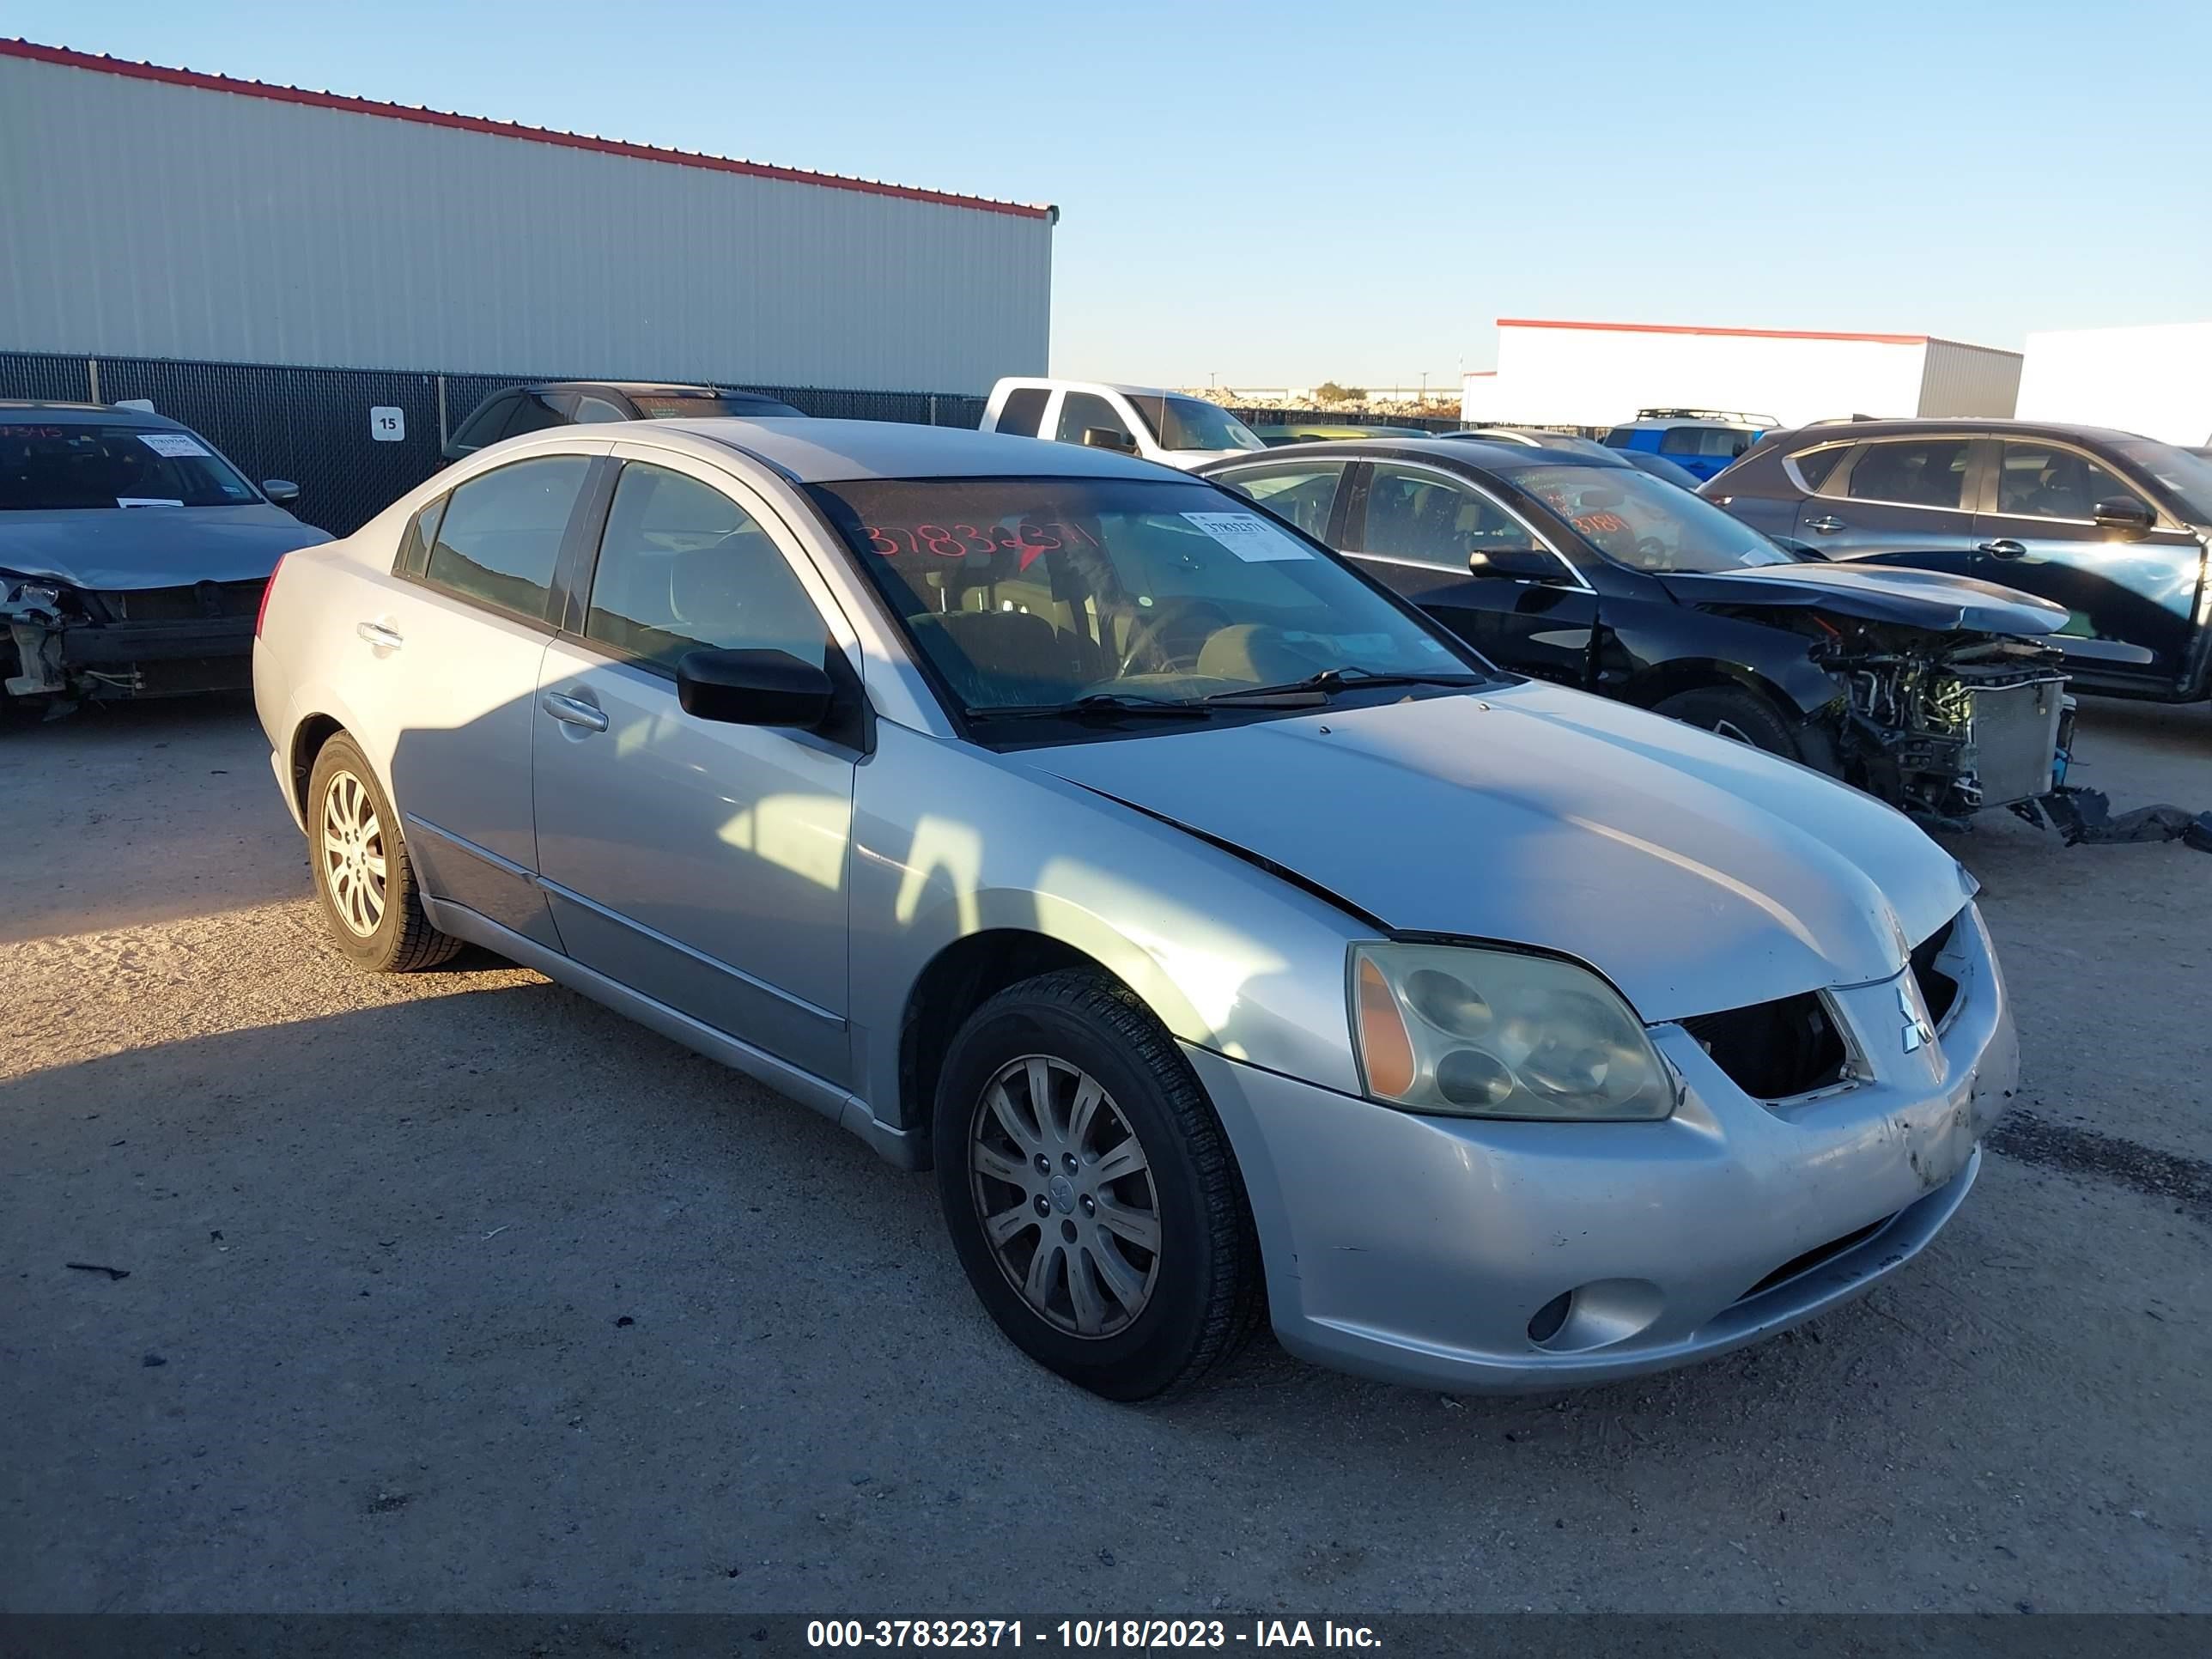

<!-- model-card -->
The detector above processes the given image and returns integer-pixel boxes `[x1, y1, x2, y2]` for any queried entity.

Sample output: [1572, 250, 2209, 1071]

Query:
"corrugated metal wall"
[0, 53, 1051, 395]
[1916, 341, 2023, 419]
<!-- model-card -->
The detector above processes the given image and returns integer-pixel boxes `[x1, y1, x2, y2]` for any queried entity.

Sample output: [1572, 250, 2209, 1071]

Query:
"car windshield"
[1121, 395, 1267, 453]
[1502, 463, 1795, 572]
[0, 422, 259, 510]
[807, 476, 1476, 717]
[633, 393, 802, 420]
[2111, 438, 2212, 522]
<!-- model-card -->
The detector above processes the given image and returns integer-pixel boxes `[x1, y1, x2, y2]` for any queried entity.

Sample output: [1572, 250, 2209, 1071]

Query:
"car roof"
[1205, 435, 1632, 472]
[1772, 416, 2152, 446]
[665, 416, 1184, 483]
[0, 401, 191, 428]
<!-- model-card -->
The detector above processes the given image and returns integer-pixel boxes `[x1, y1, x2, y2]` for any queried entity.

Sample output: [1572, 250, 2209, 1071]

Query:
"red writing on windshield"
[863, 520, 1100, 571]
[1572, 511, 1631, 535]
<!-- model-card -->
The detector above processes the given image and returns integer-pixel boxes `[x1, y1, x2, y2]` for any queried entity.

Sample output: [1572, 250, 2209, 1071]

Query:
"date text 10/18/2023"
[805, 1620, 1382, 1649]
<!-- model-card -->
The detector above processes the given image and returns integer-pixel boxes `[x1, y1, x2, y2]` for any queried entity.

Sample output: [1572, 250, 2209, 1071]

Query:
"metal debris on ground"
[2013, 787, 2212, 853]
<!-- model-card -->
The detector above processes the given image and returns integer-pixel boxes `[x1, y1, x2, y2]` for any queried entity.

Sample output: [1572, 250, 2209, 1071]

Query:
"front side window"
[806, 476, 1470, 717]
[1504, 463, 1794, 572]
[584, 463, 827, 672]
[422, 455, 589, 623]
[994, 387, 1050, 438]
[1216, 462, 1347, 540]
[1122, 394, 1266, 453]
[1055, 392, 1137, 450]
[1844, 439, 1972, 509]
[1357, 464, 1547, 570]
[0, 422, 258, 510]
[1994, 441, 2145, 522]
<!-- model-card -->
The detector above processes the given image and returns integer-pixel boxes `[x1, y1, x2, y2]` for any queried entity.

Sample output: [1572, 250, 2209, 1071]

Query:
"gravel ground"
[3, 691, 2208, 1614]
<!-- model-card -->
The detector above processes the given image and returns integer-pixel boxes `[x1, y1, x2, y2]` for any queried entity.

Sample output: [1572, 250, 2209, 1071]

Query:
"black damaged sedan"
[2, 403, 331, 708]
[1201, 438, 2071, 823]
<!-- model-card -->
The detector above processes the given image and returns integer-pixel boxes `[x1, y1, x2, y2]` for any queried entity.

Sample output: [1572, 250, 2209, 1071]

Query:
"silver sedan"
[252, 417, 2017, 1400]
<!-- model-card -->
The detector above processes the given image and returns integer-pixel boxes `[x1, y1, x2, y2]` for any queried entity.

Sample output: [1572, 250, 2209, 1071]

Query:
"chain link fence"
[0, 350, 990, 536]
[1224, 404, 1463, 434]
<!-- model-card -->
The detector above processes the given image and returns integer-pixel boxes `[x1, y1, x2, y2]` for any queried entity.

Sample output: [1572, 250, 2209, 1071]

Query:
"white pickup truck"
[980, 379, 1268, 470]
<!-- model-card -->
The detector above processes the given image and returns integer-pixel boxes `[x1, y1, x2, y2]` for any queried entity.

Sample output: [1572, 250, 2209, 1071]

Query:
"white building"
[1462, 319, 2021, 429]
[0, 39, 1055, 395]
[2016, 322, 2212, 446]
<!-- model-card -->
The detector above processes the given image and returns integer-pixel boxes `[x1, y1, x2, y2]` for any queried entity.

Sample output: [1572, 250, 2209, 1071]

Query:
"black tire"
[305, 732, 463, 973]
[933, 968, 1263, 1401]
[1653, 684, 1804, 761]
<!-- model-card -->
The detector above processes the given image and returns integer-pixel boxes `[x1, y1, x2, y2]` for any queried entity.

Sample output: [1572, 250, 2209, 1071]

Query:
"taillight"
[255, 554, 287, 638]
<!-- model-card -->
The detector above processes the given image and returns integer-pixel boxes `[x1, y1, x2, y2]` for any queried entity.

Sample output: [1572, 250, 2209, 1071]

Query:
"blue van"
[1601, 408, 1773, 483]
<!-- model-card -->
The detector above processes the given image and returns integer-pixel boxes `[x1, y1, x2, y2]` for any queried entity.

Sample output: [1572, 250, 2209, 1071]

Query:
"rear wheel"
[933, 969, 1262, 1401]
[1655, 685, 1803, 760]
[306, 732, 463, 972]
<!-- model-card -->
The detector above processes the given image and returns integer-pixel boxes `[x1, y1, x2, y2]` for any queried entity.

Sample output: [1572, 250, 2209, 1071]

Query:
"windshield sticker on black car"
[136, 432, 211, 459]
[116, 496, 185, 507]
[1181, 511, 1310, 562]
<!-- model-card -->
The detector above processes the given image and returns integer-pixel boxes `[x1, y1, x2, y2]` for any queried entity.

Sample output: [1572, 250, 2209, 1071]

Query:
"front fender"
[848, 723, 1369, 1131]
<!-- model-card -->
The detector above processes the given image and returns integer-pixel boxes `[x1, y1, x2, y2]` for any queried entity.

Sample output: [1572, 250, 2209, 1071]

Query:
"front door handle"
[356, 620, 404, 649]
[1804, 514, 1846, 533]
[1978, 539, 2028, 560]
[541, 690, 609, 733]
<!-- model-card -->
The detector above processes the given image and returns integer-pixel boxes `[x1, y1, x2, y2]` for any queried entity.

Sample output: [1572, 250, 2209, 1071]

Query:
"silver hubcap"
[969, 1055, 1160, 1340]
[319, 769, 388, 937]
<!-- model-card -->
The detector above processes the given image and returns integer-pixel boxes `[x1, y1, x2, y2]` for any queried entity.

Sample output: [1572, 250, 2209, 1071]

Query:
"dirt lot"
[3, 693, 2208, 1614]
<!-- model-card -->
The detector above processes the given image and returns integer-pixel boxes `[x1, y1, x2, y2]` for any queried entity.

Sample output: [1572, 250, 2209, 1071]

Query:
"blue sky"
[6, 0, 2208, 387]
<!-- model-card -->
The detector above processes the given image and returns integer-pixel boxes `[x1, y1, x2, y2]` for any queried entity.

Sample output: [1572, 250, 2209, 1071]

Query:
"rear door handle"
[1978, 539, 2027, 560]
[356, 620, 404, 649]
[541, 690, 609, 733]
[1804, 515, 1845, 533]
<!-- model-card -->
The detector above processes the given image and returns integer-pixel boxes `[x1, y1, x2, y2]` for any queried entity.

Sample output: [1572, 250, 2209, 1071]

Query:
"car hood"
[1022, 681, 1969, 1022]
[0, 506, 331, 589]
[1659, 561, 2066, 635]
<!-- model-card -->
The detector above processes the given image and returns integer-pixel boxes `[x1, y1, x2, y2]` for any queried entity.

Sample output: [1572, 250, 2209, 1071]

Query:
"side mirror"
[678, 647, 834, 728]
[262, 479, 301, 506]
[1080, 426, 1137, 454]
[2093, 497, 2154, 539]
[1468, 545, 1566, 582]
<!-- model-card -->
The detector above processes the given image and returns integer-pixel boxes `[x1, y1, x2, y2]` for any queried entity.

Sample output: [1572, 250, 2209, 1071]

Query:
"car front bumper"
[1187, 903, 2017, 1393]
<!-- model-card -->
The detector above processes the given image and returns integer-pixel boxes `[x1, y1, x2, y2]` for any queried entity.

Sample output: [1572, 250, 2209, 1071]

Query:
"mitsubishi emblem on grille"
[1898, 981, 1935, 1053]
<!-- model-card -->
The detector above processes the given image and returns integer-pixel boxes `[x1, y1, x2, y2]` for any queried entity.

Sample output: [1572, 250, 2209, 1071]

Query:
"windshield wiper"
[1204, 667, 1485, 706]
[963, 694, 1215, 723]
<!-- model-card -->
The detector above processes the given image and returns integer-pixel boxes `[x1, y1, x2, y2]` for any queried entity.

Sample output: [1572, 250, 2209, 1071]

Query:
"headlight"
[1349, 942, 1674, 1121]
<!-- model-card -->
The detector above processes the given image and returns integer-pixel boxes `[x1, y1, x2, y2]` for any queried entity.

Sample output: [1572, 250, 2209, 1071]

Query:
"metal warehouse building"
[1461, 318, 2022, 429]
[0, 39, 1055, 527]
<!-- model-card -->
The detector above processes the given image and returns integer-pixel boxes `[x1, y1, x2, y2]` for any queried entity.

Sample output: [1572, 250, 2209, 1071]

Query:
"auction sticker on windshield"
[137, 432, 211, 459]
[1182, 511, 1311, 562]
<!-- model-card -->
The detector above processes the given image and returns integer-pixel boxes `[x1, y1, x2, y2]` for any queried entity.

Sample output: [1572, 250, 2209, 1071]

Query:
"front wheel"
[933, 969, 1262, 1401]
[306, 732, 463, 972]
[1654, 684, 1804, 760]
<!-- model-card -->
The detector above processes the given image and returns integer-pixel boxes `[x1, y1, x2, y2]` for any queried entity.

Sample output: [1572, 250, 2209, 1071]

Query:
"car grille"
[106, 580, 267, 623]
[1679, 991, 1850, 1100]
[1957, 671, 2066, 807]
[1735, 1213, 1896, 1302]
[1910, 914, 1960, 1029]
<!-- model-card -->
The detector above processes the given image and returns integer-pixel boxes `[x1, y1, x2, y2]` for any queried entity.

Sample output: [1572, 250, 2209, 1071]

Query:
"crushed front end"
[3, 572, 265, 704]
[1814, 621, 2070, 822]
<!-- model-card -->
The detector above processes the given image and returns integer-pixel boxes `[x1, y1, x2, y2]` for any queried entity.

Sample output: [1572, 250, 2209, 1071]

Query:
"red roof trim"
[1, 38, 1055, 221]
[1497, 317, 1928, 346]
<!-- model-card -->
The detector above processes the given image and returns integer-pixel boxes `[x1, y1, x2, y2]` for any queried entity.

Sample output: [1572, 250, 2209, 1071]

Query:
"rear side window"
[1845, 439, 1972, 509]
[1790, 446, 1852, 491]
[1601, 428, 1636, 448]
[1055, 392, 1137, 449]
[994, 387, 1050, 438]
[422, 455, 590, 623]
[1659, 427, 1753, 458]
[449, 393, 519, 452]
[393, 495, 448, 578]
[584, 463, 828, 672]
[1218, 462, 1347, 541]
[501, 394, 567, 440]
